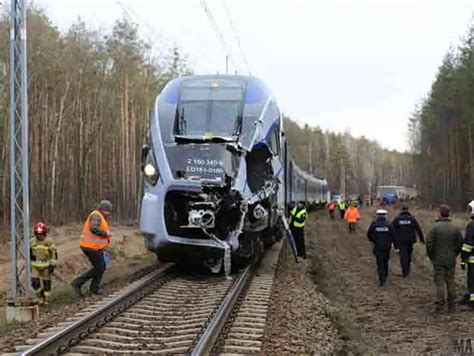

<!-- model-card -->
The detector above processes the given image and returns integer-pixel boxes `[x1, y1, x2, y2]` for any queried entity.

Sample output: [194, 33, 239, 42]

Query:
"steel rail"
[20, 263, 174, 356]
[191, 264, 252, 356]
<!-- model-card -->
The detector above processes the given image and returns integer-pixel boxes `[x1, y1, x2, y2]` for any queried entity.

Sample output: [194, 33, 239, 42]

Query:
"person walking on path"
[30, 222, 57, 305]
[345, 202, 360, 233]
[426, 204, 463, 313]
[71, 200, 113, 297]
[367, 209, 394, 286]
[327, 201, 336, 220]
[392, 204, 424, 277]
[338, 200, 346, 220]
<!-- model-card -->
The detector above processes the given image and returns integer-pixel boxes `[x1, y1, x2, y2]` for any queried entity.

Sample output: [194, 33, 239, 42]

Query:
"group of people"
[327, 199, 361, 232]
[368, 203, 474, 313]
[29, 200, 114, 305]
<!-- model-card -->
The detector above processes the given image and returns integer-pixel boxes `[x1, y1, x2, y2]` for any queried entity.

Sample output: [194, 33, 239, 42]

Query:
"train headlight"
[142, 145, 159, 186]
[144, 163, 156, 177]
[143, 161, 159, 185]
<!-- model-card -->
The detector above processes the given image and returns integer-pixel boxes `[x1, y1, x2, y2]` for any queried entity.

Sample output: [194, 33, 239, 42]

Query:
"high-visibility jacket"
[462, 219, 474, 264]
[80, 210, 110, 250]
[327, 202, 336, 210]
[338, 201, 346, 210]
[30, 236, 58, 269]
[344, 207, 360, 223]
[290, 207, 307, 228]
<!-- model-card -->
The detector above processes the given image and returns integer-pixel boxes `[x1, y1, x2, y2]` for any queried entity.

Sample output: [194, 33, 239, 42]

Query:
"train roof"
[292, 160, 327, 185]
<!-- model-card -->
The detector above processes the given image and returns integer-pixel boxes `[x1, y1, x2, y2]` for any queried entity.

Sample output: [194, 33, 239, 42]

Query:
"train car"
[285, 156, 328, 211]
[140, 75, 328, 274]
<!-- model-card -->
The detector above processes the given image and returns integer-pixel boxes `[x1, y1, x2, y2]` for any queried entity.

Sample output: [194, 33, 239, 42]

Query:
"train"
[139, 75, 329, 275]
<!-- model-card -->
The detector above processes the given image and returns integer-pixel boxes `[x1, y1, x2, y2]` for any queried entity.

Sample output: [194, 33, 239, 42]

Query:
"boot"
[71, 280, 84, 298]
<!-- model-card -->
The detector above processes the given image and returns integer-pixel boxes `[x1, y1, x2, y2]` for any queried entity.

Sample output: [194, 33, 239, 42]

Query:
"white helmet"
[376, 209, 388, 215]
[468, 201, 474, 215]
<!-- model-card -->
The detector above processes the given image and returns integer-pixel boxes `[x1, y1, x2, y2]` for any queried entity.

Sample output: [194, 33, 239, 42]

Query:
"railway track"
[16, 241, 283, 355]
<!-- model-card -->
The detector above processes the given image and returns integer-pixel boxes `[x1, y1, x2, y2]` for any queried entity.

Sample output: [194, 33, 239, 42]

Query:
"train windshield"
[175, 80, 245, 142]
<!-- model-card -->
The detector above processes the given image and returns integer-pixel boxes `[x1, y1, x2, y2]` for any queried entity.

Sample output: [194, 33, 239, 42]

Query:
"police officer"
[426, 204, 463, 313]
[391, 204, 424, 277]
[289, 201, 307, 259]
[460, 200, 474, 309]
[367, 209, 394, 286]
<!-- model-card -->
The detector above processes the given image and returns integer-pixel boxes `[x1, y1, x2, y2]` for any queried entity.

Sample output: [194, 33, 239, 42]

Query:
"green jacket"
[426, 218, 462, 265]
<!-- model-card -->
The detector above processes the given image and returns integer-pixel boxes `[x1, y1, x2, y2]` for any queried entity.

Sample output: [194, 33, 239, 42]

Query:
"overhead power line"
[200, 0, 240, 74]
[222, 0, 252, 75]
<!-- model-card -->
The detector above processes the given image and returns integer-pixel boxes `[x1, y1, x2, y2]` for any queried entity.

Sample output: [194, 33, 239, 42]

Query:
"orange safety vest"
[80, 210, 110, 250]
[344, 207, 360, 223]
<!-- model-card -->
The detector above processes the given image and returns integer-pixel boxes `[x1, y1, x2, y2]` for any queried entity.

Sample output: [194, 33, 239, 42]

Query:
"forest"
[284, 118, 414, 198]
[0, 6, 414, 233]
[0, 7, 191, 228]
[408, 21, 474, 209]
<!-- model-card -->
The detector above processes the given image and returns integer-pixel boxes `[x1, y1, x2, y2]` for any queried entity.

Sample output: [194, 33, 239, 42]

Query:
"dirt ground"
[0, 222, 155, 306]
[0, 221, 158, 351]
[308, 205, 474, 355]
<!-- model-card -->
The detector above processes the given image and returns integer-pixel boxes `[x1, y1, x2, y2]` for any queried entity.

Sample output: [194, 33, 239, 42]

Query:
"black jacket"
[462, 217, 474, 263]
[391, 211, 424, 248]
[367, 217, 394, 251]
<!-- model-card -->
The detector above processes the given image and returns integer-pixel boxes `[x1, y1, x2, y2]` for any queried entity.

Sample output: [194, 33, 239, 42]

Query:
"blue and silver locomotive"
[140, 75, 328, 274]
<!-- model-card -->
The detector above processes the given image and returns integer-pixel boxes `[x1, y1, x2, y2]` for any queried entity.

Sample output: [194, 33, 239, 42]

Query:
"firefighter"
[71, 200, 113, 297]
[345, 202, 360, 233]
[289, 201, 307, 259]
[327, 200, 336, 220]
[367, 209, 394, 286]
[426, 204, 463, 313]
[460, 201, 474, 309]
[338, 199, 346, 220]
[391, 204, 424, 277]
[30, 222, 57, 305]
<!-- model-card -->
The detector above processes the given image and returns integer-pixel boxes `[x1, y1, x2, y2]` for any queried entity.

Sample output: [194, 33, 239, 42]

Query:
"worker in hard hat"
[71, 200, 113, 297]
[460, 200, 474, 309]
[30, 222, 58, 305]
[344, 202, 360, 233]
[391, 204, 424, 277]
[367, 209, 394, 286]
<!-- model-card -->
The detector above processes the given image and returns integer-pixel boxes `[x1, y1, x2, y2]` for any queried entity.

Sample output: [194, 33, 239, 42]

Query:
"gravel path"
[262, 244, 341, 354]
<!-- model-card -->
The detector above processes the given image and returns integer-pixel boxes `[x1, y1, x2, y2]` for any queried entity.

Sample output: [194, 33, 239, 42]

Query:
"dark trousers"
[74, 248, 106, 293]
[339, 210, 345, 219]
[468, 264, 474, 302]
[399, 244, 413, 277]
[348, 222, 356, 232]
[375, 248, 390, 284]
[291, 227, 306, 259]
[329, 210, 335, 219]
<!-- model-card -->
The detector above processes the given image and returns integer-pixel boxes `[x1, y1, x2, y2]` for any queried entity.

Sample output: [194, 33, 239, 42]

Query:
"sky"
[36, 0, 474, 151]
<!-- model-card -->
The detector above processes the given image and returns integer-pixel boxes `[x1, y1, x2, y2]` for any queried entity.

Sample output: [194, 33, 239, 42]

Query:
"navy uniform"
[289, 201, 307, 259]
[461, 201, 474, 308]
[367, 209, 394, 286]
[391, 205, 424, 277]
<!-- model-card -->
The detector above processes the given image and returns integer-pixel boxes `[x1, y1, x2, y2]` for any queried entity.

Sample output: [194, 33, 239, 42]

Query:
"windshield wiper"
[175, 135, 235, 143]
[178, 106, 187, 135]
